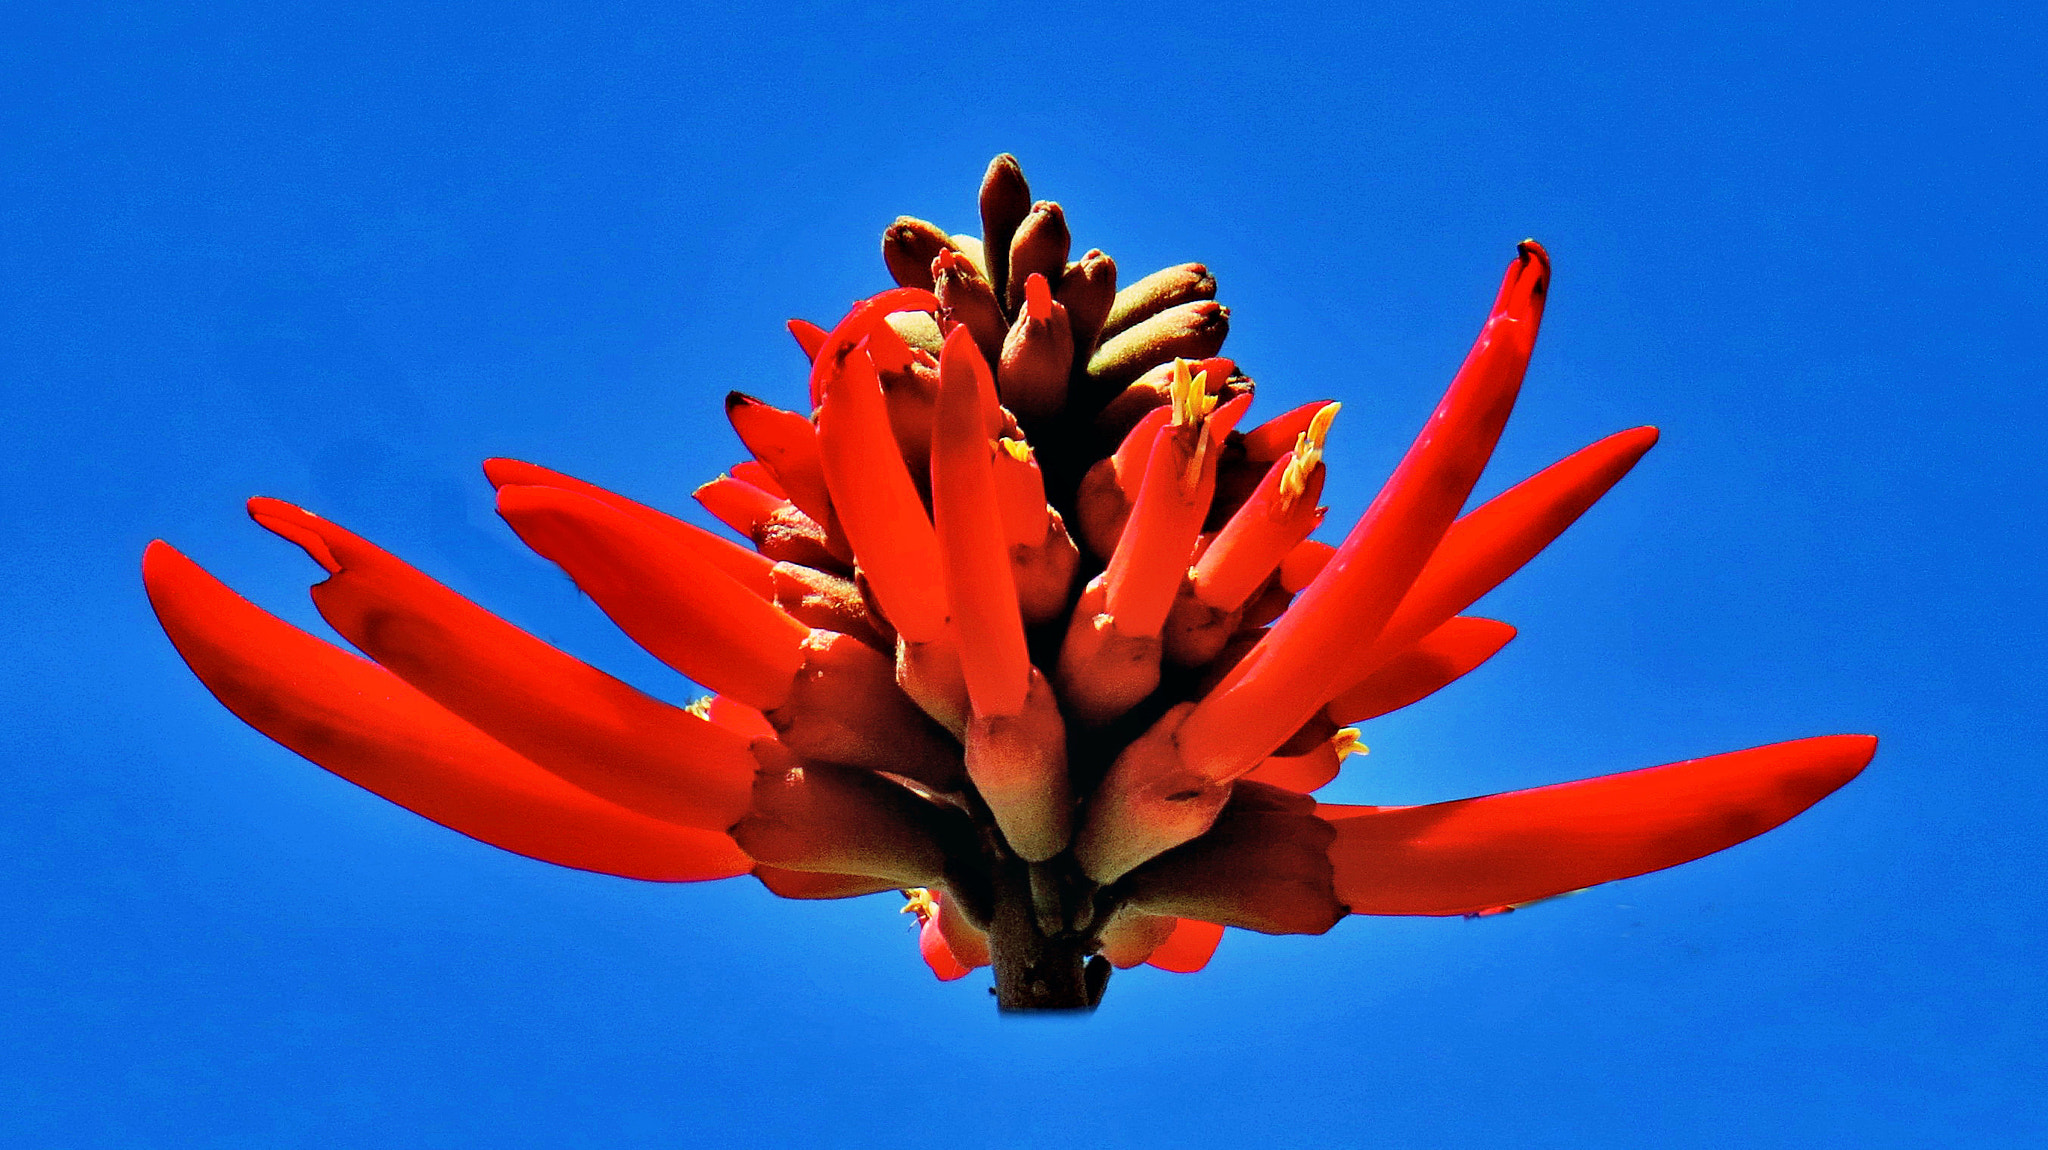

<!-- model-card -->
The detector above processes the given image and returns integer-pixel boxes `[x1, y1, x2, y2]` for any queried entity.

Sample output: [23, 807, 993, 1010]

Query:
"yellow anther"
[1277, 402, 1340, 510]
[684, 696, 715, 719]
[1168, 358, 1217, 428]
[900, 887, 939, 923]
[1331, 728, 1367, 761]
[998, 436, 1034, 463]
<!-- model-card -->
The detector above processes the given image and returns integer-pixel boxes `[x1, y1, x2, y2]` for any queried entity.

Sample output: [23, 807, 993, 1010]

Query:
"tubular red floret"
[725, 392, 840, 533]
[142, 541, 751, 882]
[496, 484, 811, 712]
[1361, 425, 1658, 668]
[814, 307, 950, 644]
[1326, 617, 1516, 725]
[1178, 243, 1551, 782]
[693, 474, 791, 538]
[246, 497, 755, 833]
[1322, 735, 1877, 916]
[933, 326, 1031, 716]
[482, 459, 775, 600]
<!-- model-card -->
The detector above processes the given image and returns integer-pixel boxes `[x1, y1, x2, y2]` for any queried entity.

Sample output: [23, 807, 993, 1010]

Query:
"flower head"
[144, 156, 1875, 1013]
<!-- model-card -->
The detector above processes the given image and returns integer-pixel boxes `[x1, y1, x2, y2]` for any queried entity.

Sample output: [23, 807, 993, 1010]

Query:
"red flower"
[144, 156, 1874, 1012]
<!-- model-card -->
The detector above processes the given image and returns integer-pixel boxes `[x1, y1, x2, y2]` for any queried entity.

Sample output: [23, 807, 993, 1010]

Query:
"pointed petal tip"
[481, 458, 526, 490]
[245, 497, 341, 576]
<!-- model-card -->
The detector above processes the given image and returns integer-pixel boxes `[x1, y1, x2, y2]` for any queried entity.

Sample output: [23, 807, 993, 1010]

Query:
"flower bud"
[1087, 302, 1230, 389]
[933, 248, 1009, 369]
[883, 216, 959, 291]
[1006, 200, 1070, 312]
[979, 154, 1032, 298]
[1101, 263, 1215, 340]
[998, 273, 1074, 419]
[1057, 249, 1118, 358]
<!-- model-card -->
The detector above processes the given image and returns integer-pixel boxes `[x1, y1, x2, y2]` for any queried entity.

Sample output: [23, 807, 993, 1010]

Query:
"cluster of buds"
[144, 156, 1874, 1013]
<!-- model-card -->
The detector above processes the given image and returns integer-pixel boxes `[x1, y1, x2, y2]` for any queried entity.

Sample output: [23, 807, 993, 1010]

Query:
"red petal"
[1323, 734, 1876, 916]
[919, 915, 974, 981]
[142, 541, 750, 882]
[1145, 919, 1225, 973]
[1364, 426, 1657, 666]
[935, 890, 991, 969]
[693, 474, 790, 539]
[704, 695, 778, 740]
[1242, 742, 1341, 792]
[1238, 400, 1324, 463]
[1326, 617, 1516, 724]
[480, 459, 775, 600]
[248, 498, 754, 834]
[933, 326, 1030, 716]
[751, 866, 897, 900]
[1192, 452, 1326, 613]
[1179, 243, 1550, 781]
[724, 393, 841, 535]
[787, 318, 829, 362]
[814, 324, 949, 643]
[730, 461, 788, 499]
[496, 484, 810, 711]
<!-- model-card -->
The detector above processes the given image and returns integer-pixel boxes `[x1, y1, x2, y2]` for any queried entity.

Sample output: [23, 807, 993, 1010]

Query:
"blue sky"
[4, 2, 2042, 1145]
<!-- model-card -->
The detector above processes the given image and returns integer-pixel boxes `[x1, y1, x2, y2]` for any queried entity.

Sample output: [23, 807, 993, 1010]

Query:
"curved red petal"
[693, 474, 790, 538]
[787, 318, 829, 362]
[1365, 426, 1657, 665]
[1192, 452, 1326, 614]
[1180, 244, 1549, 781]
[474, 460, 777, 600]
[142, 541, 750, 882]
[724, 393, 840, 534]
[496, 484, 810, 712]
[1241, 742, 1342, 792]
[1323, 734, 1877, 916]
[479, 459, 775, 598]
[1326, 617, 1517, 724]
[704, 695, 778, 740]
[919, 915, 974, 981]
[814, 327, 949, 643]
[1145, 919, 1225, 974]
[751, 866, 898, 900]
[246, 498, 755, 834]
[934, 325, 1030, 716]
[729, 461, 788, 499]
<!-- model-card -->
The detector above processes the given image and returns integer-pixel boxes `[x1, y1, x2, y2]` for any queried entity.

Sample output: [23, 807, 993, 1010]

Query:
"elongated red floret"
[141, 541, 751, 882]
[1322, 735, 1876, 916]
[496, 484, 811, 711]
[1179, 244, 1551, 780]
[481, 459, 776, 599]
[247, 497, 755, 833]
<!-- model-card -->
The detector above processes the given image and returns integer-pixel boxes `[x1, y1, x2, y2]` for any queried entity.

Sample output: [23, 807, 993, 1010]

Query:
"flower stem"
[986, 855, 1106, 1012]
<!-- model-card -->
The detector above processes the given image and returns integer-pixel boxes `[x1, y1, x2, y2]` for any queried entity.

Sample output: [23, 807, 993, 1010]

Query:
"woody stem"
[985, 854, 1107, 1012]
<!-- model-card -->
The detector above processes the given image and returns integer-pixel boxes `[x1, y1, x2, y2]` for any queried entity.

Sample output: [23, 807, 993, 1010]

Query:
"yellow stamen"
[900, 887, 939, 924]
[1331, 727, 1367, 761]
[998, 437, 1033, 463]
[1167, 359, 1221, 488]
[1167, 358, 1216, 428]
[1277, 402, 1340, 511]
[684, 696, 715, 719]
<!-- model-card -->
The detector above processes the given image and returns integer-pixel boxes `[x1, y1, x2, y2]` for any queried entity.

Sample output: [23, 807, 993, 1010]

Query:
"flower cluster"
[145, 156, 1874, 1011]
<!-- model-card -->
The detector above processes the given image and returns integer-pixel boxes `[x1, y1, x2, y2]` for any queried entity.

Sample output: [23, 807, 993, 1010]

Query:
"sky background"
[4, 2, 2043, 1146]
